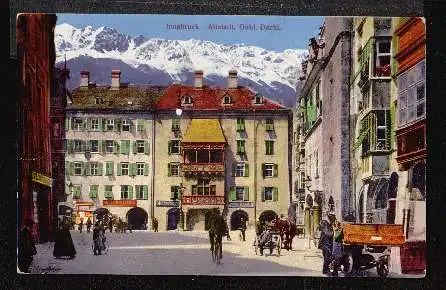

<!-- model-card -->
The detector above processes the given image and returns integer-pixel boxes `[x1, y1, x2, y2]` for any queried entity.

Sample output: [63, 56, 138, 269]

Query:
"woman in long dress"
[93, 222, 105, 255]
[53, 220, 76, 259]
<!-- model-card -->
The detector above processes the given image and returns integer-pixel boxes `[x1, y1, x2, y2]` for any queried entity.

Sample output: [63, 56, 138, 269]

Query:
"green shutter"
[65, 117, 70, 131]
[143, 185, 148, 200]
[121, 140, 129, 154]
[144, 163, 149, 176]
[98, 163, 103, 176]
[144, 140, 149, 154]
[120, 140, 125, 154]
[98, 118, 103, 131]
[102, 118, 107, 131]
[117, 163, 122, 176]
[85, 118, 91, 131]
[128, 186, 133, 199]
[229, 187, 236, 201]
[167, 163, 171, 177]
[137, 119, 144, 132]
[84, 162, 91, 176]
[106, 162, 114, 176]
[65, 161, 70, 177]
[262, 163, 266, 178]
[79, 162, 84, 175]
[168, 141, 172, 154]
[129, 163, 136, 177]
[273, 187, 278, 201]
[67, 140, 73, 154]
[261, 187, 265, 202]
[244, 163, 249, 177]
[86, 140, 91, 152]
[113, 141, 119, 154]
[171, 186, 175, 199]
[133, 141, 137, 154]
[70, 162, 74, 176]
[241, 141, 245, 153]
[274, 164, 278, 177]
[90, 185, 98, 198]
[98, 140, 103, 154]
[244, 187, 249, 201]
[114, 118, 121, 132]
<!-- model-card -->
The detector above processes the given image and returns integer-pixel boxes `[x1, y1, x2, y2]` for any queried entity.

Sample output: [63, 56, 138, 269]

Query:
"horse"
[271, 218, 298, 251]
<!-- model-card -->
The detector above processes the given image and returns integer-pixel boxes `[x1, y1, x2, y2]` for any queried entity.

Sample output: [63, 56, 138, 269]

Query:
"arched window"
[182, 95, 192, 105]
[254, 94, 263, 105]
[222, 93, 232, 104]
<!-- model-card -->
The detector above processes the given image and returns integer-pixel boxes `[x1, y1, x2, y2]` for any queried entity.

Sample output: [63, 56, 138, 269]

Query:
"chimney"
[80, 71, 89, 88]
[194, 70, 203, 88]
[228, 70, 238, 89]
[111, 70, 121, 90]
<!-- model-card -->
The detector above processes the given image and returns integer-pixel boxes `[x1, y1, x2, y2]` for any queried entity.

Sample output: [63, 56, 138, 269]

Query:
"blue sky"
[56, 14, 323, 51]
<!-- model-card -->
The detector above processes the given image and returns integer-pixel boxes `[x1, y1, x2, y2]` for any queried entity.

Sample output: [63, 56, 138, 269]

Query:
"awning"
[182, 119, 226, 144]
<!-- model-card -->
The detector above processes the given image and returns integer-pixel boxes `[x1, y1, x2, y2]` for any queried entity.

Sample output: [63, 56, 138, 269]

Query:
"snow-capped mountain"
[55, 23, 307, 107]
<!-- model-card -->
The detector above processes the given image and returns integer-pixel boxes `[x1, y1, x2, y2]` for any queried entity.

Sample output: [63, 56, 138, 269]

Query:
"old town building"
[392, 17, 426, 275]
[64, 70, 162, 229]
[17, 13, 57, 243]
[294, 17, 353, 238]
[155, 70, 292, 231]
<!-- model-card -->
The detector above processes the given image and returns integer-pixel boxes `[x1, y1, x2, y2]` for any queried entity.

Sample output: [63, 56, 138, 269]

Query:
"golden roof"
[182, 119, 226, 143]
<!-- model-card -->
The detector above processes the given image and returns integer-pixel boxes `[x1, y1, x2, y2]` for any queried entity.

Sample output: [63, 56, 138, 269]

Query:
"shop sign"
[156, 200, 179, 207]
[229, 201, 255, 208]
[102, 200, 137, 207]
[31, 171, 52, 187]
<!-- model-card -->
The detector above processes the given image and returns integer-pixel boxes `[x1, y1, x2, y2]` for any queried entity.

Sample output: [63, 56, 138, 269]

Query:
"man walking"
[86, 218, 92, 233]
[318, 211, 336, 275]
[239, 217, 247, 241]
[78, 219, 83, 233]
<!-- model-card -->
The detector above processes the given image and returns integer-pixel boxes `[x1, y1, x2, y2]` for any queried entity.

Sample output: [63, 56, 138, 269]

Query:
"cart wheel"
[377, 262, 389, 277]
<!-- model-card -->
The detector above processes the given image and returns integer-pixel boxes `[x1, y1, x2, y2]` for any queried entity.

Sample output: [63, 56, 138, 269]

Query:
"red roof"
[156, 84, 287, 111]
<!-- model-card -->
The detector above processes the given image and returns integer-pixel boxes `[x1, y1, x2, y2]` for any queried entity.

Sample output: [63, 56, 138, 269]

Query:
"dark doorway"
[94, 208, 110, 224]
[127, 207, 148, 230]
[37, 188, 50, 243]
[230, 210, 248, 230]
[167, 208, 180, 230]
[259, 210, 278, 223]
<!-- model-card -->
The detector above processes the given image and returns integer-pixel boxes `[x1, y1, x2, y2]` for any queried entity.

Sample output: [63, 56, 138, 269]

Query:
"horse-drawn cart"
[340, 223, 405, 277]
[254, 229, 282, 257]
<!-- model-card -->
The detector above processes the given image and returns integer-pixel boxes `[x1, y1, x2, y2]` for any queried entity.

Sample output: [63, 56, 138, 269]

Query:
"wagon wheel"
[277, 236, 281, 256]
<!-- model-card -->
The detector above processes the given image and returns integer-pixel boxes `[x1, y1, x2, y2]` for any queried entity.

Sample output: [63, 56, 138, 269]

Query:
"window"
[90, 185, 98, 199]
[106, 119, 114, 131]
[235, 163, 249, 177]
[121, 163, 129, 176]
[398, 60, 425, 127]
[74, 162, 82, 175]
[172, 119, 180, 131]
[136, 140, 145, 154]
[104, 185, 113, 199]
[376, 111, 387, 151]
[105, 162, 114, 176]
[136, 163, 145, 176]
[171, 186, 180, 200]
[182, 95, 192, 105]
[236, 140, 245, 155]
[90, 140, 99, 153]
[265, 140, 274, 155]
[106, 140, 114, 153]
[223, 94, 232, 104]
[254, 94, 262, 104]
[120, 185, 132, 199]
[374, 38, 391, 77]
[136, 119, 145, 132]
[169, 140, 180, 154]
[265, 119, 274, 131]
[262, 163, 278, 178]
[91, 118, 100, 131]
[300, 172, 306, 190]
[263, 187, 273, 201]
[89, 162, 102, 176]
[73, 185, 82, 199]
[192, 179, 216, 195]
[135, 185, 148, 200]
[168, 163, 180, 177]
[72, 118, 83, 131]
[236, 118, 245, 131]
[122, 119, 130, 132]
[235, 186, 248, 201]
[74, 140, 84, 153]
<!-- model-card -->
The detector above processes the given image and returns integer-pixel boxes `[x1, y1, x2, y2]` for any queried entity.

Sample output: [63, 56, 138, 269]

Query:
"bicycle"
[212, 238, 222, 265]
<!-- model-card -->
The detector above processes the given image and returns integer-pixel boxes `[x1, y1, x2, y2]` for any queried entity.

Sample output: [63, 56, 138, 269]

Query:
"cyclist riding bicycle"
[208, 208, 225, 258]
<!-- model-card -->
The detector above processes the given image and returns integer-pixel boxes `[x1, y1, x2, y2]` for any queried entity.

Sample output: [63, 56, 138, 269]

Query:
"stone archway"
[230, 210, 249, 230]
[126, 207, 148, 230]
[259, 210, 278, 223]
[167, 208, 180, 230]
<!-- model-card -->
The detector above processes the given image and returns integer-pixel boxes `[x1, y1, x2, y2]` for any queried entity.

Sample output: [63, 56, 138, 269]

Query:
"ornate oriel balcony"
[181, 195, 225, 205]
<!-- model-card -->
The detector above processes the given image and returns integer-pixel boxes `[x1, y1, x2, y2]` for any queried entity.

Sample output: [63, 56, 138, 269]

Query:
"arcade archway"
[167, 208, 180, 230]
[259, 210, 278, 223]
[230, 210, 248, 230]
[126, 207, 148, 230]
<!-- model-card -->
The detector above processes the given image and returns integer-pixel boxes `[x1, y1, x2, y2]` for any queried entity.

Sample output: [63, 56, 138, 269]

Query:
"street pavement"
[22, 228, 423, 278]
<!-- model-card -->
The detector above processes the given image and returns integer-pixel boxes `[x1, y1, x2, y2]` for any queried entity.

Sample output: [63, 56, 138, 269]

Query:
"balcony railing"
[181, 162, 225, 173]
[182, 195, 225, 205]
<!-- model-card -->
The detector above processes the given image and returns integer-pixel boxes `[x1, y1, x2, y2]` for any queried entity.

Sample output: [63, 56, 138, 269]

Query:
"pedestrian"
[239, 217, 247, 241]
[117, 218, 123, 233]
[153, 218, 158, 232]
[53, 219, 76, 259]
[224, 221, 232, 241]
[128, 223, 133, 233]
[318, 211, 336, 275]
[331, 221, 344, 276]
[93, 221, 105, 255]
[78, 219, 83, 233]
[18, 219, 37, 273]
[86, 217, 92, 233]
[108, 218, 113, 233]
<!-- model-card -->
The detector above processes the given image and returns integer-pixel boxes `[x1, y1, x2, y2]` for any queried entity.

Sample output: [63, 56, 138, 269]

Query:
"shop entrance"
[259, 210, 278, 223]
[167, 208, 180, 230]
[230, 210, 249, 230]
[127, 207, 148, 230]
